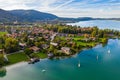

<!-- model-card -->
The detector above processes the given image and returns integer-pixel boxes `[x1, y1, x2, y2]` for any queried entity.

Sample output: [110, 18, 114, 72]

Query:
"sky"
[0, 0, 120, 18]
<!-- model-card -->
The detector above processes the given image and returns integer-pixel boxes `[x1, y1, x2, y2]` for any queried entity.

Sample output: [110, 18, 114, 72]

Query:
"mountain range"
[0, 9, 119, 23]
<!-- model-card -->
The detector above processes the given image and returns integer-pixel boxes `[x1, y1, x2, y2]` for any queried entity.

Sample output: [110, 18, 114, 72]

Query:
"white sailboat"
[108, 49, 110, 54]
[42, 69, 46, 72]
[96, 55, 98, 60]
[78, 61, 80, 67]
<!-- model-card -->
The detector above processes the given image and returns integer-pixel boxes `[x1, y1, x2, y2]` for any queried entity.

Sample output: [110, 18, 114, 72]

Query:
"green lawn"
[99, 38, 106, 43]
[7, 52, 29, 65]
[0, 32, 7, 36]
[76, 41, 97, 47]
[73, 36, 84, 40]
[32, 52, 48, 59]
[59, 36, 84, 41]
[72, 37, 97, 47]
[57, 36, 97, 47]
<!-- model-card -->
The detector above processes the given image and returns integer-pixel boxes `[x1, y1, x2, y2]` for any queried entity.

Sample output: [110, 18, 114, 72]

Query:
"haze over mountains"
[0, 9, 119, 23]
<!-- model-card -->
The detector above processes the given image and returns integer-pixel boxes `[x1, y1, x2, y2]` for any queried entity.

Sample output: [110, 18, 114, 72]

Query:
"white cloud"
[0, 0, 119, 18]
[0, 0, 32, 10]
[52, 0, 75, 10]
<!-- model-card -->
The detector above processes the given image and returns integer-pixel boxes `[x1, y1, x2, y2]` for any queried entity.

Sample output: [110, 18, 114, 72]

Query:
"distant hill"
[58, 17, 95, 23]
[9, 10, 58, 22]
[0, 9, 18, 22]
[0, 9, 58, 22]
[0, 9, 119, 23]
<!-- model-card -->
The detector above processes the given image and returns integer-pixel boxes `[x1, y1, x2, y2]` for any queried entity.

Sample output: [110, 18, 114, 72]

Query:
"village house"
[41, 44, 49, 49]
[43, 35, 50, 40]
[6, 34, 12, 37]
[19, 43, 27, 49]
[68, 41, 73, 45]
[65, 37, 73, 41]
[77, 33, 83, 36]
[29, 46, 40, 53]
[6, 33, 19, 38]
[61, 47, 71, 55]
[0, 49, 3, 54]
[48, 53, 54, 58]
[50, 42, 58, 46]
[57, 33, 68, 37]
[29, 37, 34, 40]
[90, 37, 97, 41]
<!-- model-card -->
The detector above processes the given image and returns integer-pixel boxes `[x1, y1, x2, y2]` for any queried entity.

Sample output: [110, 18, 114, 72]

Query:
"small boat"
[28, 58, 40, 64]
[96, 55, 98, 60]
[108, 49, 110, 54]
[78, 61, 80, 67]
[42, 69, 46, 72]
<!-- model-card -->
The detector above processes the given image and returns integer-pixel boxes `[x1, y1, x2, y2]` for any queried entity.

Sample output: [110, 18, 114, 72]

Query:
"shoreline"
[3, 38, 116, 69]
[1, 39, 120, 80]
[5, 61, 27, 70]
[4, 58, 49, 70]
[3, 43, 103, 69]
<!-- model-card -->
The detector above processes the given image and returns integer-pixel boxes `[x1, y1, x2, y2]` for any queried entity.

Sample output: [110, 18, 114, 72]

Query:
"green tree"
[5, 38, 19, 53]
[0, 54, 4, 67]
[98, 30, 104, 38]
[91, 31, 97, 37]
[24, 48, 33, 56]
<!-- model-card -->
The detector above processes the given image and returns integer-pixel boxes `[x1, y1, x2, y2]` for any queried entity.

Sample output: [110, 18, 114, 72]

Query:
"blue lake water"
[1, 39, 120, 80]
[67, 20, 120, 30]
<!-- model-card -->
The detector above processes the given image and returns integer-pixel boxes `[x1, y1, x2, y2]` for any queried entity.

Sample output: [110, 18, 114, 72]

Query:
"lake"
[67, 20, 120, 30]
[1, 39, 120, 80]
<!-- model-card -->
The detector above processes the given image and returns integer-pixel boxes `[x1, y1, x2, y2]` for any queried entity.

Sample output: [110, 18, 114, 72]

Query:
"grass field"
[76, 41, 98, 47]
[7, 52, 29, 65]
[73, 36, 98, 47]
[5, 52, 47, 66]
[32, 52, 48, 59]
[0, 32, 7, 36]
[73, 36, 84, 40]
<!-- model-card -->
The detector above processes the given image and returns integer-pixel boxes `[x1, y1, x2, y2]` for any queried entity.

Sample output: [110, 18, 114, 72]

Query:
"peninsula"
[0, 23, 120, 67]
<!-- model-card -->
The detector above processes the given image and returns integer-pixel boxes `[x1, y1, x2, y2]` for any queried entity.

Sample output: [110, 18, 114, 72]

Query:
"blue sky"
[0, 0, 120, 18]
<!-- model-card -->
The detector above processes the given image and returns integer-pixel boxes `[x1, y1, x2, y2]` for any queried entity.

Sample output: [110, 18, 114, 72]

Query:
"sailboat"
[108, 49, 110, 54]
[96, 55, 98, 60]
[78, 61, 80, 67]
[42, 69, 46, 72]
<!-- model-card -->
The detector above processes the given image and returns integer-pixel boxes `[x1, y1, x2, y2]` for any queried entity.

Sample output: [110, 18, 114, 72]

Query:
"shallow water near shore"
[1, 39, 120, 80]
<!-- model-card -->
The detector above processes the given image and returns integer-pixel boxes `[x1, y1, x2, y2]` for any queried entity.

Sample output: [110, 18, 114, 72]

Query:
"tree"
[98, 30, 104, 38]
[5, 38, 19, 53]
[24, 48, 33, 56]
[22, 34, 28, 42]
[0, 54, 4, 67]
[48, 45, 54, 52]
[91, 27, 98, 37]
[102, 38, 108, 43]
[27, 39, 34, 46]
[0, 36, 4, 44]
[0, 67, 6, 77]
[35, 42, 41, 47]
[91, 31, 97, 37]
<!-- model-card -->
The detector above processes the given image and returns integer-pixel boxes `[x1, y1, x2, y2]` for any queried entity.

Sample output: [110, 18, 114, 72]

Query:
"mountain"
[0, 9, 119, 23]
[9, 10, 58, 22]
[58, 17, 95, 22]
[0, 9, 18, 22]
[0, 9, 58, 22]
